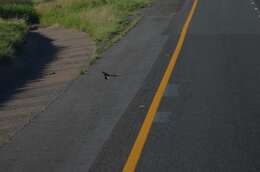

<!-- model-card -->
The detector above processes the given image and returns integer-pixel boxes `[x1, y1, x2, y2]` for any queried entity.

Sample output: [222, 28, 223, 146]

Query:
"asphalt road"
[91, 0, 260, 171]
[135, 0, 260, 171]
[0, 0, 260, 171]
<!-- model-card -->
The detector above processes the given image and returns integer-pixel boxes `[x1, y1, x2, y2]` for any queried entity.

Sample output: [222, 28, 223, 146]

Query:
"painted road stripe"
[122, 0, 199, 171]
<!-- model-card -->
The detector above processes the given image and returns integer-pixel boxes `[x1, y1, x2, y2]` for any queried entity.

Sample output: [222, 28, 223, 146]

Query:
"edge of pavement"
[88, 0, 195, 171]
[0, 0, 192, 172]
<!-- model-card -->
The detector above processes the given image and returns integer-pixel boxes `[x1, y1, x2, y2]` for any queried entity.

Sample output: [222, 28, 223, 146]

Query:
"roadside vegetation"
[0, 0, 151, 61]
[0, 1, 37, 62]
[0, 3, 39, 24]
[0, 18, 28, 62]
[36, 0, 151, 44]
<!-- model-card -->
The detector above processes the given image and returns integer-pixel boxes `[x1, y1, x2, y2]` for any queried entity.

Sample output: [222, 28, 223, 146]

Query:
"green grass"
[0, 0, 36, 62]
[36, 0, 151, 43]
[0, 3, 39, 24]
[0, 19, 28, 62]
[0, 0, 151, 62]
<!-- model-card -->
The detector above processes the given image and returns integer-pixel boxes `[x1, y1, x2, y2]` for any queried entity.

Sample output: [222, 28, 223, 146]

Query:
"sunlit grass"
[0, 0, 151, 61]
[36, 0, 151, 43]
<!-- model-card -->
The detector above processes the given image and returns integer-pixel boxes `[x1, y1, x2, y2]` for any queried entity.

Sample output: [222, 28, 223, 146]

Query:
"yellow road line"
[122, 0, 198, 171]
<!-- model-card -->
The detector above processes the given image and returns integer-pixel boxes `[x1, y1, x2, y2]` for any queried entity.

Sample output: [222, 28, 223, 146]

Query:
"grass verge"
[36, 0, 151, 44]
[79, 15, 143, 75]
[0, 1, 37, 62]
[0, 0, 152, 63]
[0, 2, 39, 24]
[0, 19, 28, 62]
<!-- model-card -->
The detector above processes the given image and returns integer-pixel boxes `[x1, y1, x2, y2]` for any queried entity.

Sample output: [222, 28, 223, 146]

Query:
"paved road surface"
[0, 0, 260, 171]
[91, 0, 260, 171]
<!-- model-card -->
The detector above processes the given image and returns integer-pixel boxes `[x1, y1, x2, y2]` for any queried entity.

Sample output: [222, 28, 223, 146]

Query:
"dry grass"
[36, 0, 151, 43]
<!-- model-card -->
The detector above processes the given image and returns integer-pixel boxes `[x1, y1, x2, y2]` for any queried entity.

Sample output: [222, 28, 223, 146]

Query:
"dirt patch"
[0, 26, 95, 145]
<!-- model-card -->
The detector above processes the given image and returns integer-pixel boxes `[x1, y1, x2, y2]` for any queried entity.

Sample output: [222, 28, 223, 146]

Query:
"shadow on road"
[0, 31, 62, 108]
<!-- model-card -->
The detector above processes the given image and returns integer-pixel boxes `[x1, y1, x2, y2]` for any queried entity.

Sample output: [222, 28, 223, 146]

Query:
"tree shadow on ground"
[0, 31, 63, 108]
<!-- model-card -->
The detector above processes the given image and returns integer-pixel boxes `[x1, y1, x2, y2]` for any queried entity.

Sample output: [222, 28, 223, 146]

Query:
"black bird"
[102, 72, 119, 80]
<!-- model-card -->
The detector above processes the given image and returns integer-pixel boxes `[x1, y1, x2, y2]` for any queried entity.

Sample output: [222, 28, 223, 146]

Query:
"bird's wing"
[102, 71, 119, 77]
